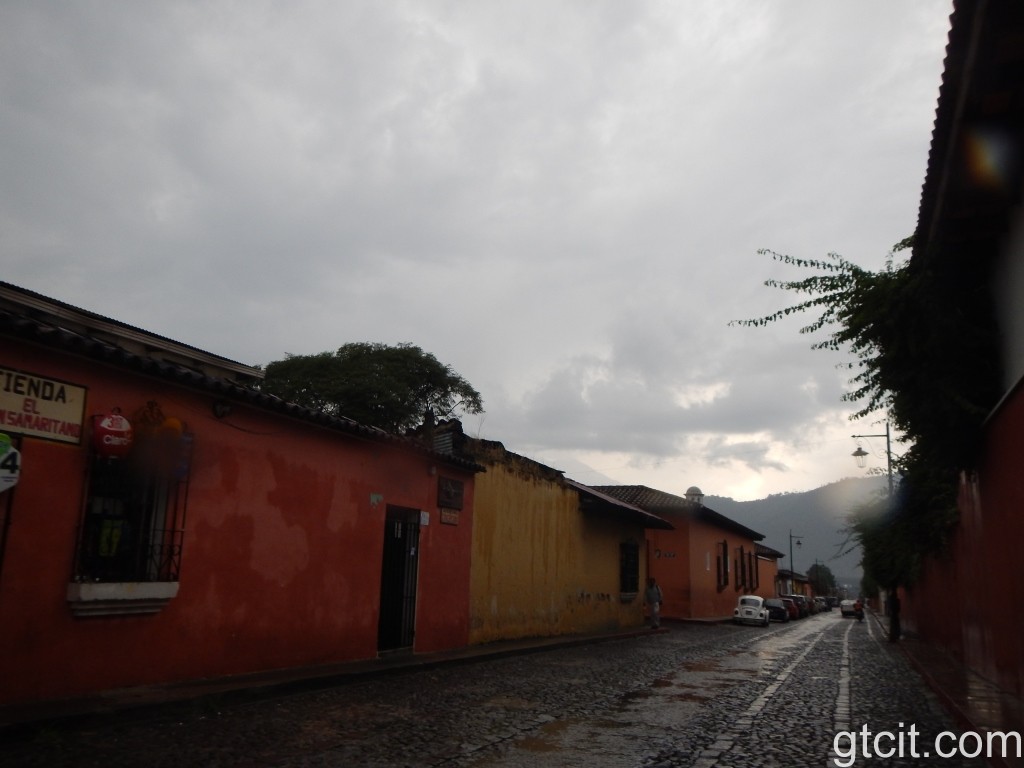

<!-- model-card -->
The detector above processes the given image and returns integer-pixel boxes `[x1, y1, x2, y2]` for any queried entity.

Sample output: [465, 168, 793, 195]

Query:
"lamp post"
[789, 529, 802, 593]
[852, 421, 893, 496]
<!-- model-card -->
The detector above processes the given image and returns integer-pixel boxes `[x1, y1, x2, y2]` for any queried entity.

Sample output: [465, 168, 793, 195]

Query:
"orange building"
[592, 485, 766, 620]
[756, 543, 783, 595]
[0, 282, 480, 711]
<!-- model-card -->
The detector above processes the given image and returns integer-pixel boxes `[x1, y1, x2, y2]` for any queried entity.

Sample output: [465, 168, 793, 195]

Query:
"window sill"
[619, 591, 638, 603]
[67, 581, 179, 617]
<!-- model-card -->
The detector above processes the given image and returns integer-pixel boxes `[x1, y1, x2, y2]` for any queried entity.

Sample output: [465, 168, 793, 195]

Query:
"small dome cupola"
[684, 486, 704, 505]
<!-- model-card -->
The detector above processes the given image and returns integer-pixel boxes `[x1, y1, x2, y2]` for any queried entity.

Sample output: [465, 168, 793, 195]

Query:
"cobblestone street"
[1, 613, 992, 768]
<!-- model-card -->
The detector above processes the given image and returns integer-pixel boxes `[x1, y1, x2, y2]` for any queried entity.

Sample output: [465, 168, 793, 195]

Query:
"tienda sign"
[0, 367, 87, 444]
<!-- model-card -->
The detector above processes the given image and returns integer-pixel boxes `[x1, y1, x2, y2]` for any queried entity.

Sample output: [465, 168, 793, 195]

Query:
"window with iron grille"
[619, 539, 640, 595]
[716, 540, 729, 590]
[73, 432, 192, 584]
[735, 545, 746, 591]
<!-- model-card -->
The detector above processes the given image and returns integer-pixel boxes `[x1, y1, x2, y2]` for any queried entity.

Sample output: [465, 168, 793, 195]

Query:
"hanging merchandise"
[0, 433, 20, 492]
[156, 416, 191, 479]
[174, 431, 193, 480]
[159, 416, 184, 439]
[132, 400, 167, 439]
[92, 408, 134, 458]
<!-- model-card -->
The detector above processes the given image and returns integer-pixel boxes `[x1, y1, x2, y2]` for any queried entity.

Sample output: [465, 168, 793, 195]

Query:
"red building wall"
[648, 525, 690, 618]
[758, 557, 780, 597]
[0, 338, 475, 707]
[648, 516, 762, 619]
[688, 518, 762, 619]
[901, 381, 1024, 698]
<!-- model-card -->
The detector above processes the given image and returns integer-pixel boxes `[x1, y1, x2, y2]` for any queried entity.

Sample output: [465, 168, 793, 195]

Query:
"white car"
[733, 595, 770, 627]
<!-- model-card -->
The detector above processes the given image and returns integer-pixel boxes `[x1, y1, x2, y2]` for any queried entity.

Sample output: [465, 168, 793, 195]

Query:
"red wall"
[0, 339, 474, 707]
[901, 382, 1024, 699]
[648, 525, 691, 618]
[688, 518, 762, 619]
[648, 515, 762, 619]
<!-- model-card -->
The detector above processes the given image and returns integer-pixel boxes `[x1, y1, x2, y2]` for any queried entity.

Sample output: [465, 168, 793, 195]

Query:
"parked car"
[783, 594, 809, 618]
[733, 595, 770, 626]
[764, 598, 790, 623]
[840, 599, 857, 617]
[781, 597, 799, 621]
[814, 597, 830, 612]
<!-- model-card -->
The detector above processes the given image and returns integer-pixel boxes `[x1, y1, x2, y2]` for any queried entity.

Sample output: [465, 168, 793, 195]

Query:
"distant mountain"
[705, 477, 889, 590]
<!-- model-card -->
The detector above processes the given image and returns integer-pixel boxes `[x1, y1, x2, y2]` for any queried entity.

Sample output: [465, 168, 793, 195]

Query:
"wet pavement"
[1, 612, 1019, 767]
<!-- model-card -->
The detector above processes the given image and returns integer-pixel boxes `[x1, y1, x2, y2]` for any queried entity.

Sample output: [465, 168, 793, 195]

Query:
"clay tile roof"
[755, 543, 785, 559]
[0, 281, 483, 473]
[567, 480, 674, 530]
[915, 1, 1024, 264]
[591, 485, 765, 541]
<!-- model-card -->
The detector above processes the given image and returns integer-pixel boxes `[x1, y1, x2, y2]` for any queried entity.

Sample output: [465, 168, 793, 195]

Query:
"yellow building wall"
[469, 458, 646, 644]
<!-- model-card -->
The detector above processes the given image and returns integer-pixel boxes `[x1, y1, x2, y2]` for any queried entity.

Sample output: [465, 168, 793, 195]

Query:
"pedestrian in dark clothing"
[644, 577, 663, 629]
[887, 590, 901, 642]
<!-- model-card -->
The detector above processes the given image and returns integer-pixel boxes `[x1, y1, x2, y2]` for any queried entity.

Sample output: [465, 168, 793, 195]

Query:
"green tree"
[733, 239, 1002, 587]
[806, 562, 837, 596]
[261, 343, 484, 433]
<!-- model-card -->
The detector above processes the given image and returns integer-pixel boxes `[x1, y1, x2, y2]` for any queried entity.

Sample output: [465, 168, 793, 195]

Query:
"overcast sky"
[3, 2, 952, 501]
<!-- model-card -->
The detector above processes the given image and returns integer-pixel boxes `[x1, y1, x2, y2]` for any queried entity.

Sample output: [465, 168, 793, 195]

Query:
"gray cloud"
[1, 1, 947, 497]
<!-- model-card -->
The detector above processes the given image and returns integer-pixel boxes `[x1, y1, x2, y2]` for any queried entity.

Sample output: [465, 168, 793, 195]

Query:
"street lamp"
[851, 446, 870, 467]
[852, 421, 894, 496]
[789, 529, 802, 592]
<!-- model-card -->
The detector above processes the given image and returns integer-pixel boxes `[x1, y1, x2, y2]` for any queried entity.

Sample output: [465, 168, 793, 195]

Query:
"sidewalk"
[0, 624, 670, 732]
[869, 611, 1024, 768]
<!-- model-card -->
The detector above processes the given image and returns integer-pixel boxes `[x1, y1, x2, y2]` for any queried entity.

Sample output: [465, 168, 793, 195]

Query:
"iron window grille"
[73, 433, 192, 584]
[716, 540, 729, 590]
[735, 546, 746, 591]
[619, 539, 640, 596]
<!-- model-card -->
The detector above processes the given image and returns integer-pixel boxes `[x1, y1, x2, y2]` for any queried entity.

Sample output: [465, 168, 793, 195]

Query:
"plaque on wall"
[437, 476, 464, 509]
[440, 509, 460, 526]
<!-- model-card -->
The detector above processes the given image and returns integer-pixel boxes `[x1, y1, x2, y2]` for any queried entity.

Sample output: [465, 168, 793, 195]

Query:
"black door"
[377, 506, 420, 652]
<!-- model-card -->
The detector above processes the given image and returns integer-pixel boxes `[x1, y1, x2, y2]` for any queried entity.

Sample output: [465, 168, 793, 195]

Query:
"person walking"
[644, 577, 663, 629]
[887, 589, 902, 642]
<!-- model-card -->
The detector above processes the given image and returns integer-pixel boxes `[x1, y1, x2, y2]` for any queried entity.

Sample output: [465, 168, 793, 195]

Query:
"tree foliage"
[734, 239, 1002, 587]
[261, 343, 484, 433]
[806, 562, 837, 596]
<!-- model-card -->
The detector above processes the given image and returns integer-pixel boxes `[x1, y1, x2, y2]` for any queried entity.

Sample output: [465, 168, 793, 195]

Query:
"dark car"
[764, 598, 790, 622]
[781, 597, 799, 620]
[783, 594, 810, 618]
